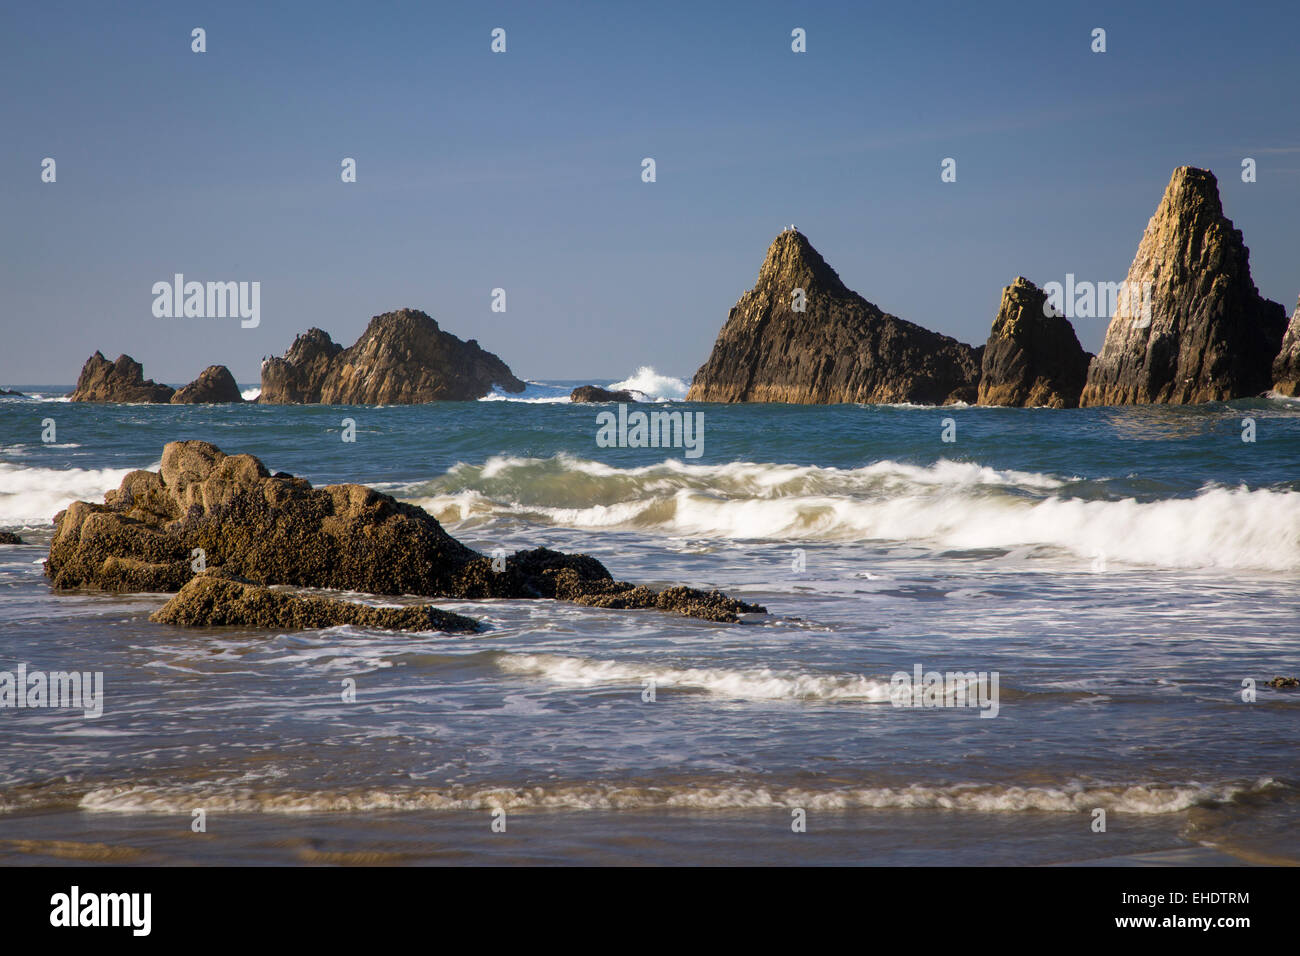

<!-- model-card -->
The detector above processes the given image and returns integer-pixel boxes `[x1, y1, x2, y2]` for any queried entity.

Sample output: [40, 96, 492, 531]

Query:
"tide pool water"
[0, 380, 1296, 865]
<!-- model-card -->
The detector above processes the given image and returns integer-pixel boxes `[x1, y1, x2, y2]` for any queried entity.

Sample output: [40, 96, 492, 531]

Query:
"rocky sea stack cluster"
[689, 167, 1292, 408]
[68, 353, 244, 404]
[260, 308, 524, 404]
[570, 385, 636, 403]
[46, 440, 764, 629]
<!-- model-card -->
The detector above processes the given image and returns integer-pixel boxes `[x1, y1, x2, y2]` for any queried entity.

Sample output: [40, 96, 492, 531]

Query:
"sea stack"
[171, 365, 244, 404]
[259, 308, 525, 404]
[1080, 167, 1287, 406]
[1271, 298, 1300, 397]
[686, 231, 982, 405]
[69, 352, 175, 403]
[978, 277, 1091, 408]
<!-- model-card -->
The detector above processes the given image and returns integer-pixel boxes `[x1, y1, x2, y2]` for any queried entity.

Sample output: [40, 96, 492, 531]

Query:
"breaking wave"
[401, 455, 1300, 571]
[0, 462, 144, 526]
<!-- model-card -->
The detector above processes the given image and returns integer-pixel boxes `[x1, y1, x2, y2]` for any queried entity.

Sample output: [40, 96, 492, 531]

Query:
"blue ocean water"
[0, 380, 1297, 864]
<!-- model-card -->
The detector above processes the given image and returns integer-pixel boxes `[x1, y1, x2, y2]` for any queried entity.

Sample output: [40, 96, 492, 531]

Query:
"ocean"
[1, 371, 1297, 865]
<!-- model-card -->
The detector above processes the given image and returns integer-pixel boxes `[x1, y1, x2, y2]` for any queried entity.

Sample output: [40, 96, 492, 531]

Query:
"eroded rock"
[686, 231, 982, 405]
[978, 277, 1091, 408]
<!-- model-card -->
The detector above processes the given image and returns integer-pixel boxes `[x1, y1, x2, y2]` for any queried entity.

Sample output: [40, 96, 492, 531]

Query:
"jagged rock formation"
[151, 571, 479, 632]
[978, 278, 1091, 408]
[686, 231, 982, 405]
[570, 385, 636, 403]
[46, 440, 763, 624]
[259, 309, 525, 404]
[1080, 167, 1287, 406]
[1272, 298, 1300, 397]
[69, 353, 175, 403]
[171, 365, 244, 404]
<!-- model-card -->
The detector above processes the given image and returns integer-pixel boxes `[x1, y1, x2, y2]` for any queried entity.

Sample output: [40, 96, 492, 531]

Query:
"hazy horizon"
[3, 0, 1297, 385]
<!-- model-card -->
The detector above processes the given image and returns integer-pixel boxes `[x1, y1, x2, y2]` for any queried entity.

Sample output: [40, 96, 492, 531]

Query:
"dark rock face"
[978, 278, 1091, 408]
[1080, 167, 1287, 406]
[0, 388, 23, 397]
[686, 231, 982, 405]
[46, 440, 763, 624]
[69, 353, 175, 403]
[171, 365, 244, 404]
[1272, 298, 1300, 397]
[259, 309, 525, 404]
[0, 532, 23, 544]
[570, 385, 636, 403]
[258, 328, 344, 403]
[151, 572, 479, 632]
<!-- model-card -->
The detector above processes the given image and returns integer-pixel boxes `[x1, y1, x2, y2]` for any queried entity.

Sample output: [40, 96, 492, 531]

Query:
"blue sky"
[2, 0, 1296, 385]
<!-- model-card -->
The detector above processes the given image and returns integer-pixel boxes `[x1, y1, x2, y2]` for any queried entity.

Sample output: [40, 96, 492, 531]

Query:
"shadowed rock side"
[978, 278, 1091, 408]
[1080, 167, 1287, 406]
[46, 440, 763, 624]
[151, 572, 480, 632]
[171, 365, 244, 404]
[1272, 298, 1300, 397]
[570, 385, 636, 403]
[69, 353, 175, 403]
[686, 231, 982, 405]
[259, 309, 526, 404]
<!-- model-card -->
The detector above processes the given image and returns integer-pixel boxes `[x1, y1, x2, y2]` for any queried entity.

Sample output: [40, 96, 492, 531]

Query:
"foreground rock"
[1272, 299, 1300, 397]
[69, 353, 175, 403]
[1080, 167, 1287, 406]
[686, 231, 982, 405]
[570, 385, 636, 403]
[171, 365, 244, 404]
[259, 309, 525, 404]
[151, 572, 479, 632]
[978, 278, 1091, 408]
[47, 440, 763, 624]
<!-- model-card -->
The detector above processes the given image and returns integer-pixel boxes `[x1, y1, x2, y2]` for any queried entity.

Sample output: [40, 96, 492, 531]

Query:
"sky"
[1, 0, 1297, 386]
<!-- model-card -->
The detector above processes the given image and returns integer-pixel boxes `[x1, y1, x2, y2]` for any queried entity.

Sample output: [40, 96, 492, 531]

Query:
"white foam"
[497, 652, 898, 701]
[240, 387, 261, 401]
[75, 778, 1273, 815]
[0, 462, 143, 525]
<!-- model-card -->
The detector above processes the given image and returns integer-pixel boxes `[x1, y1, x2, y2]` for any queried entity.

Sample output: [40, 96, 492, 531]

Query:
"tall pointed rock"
[686, 231, 982, 404]
[1080, 167, 1286, 406]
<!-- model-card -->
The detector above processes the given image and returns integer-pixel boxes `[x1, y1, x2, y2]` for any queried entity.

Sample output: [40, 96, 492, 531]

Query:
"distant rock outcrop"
[0, 532, 23, 544]
[69, 353, 175, 403]
[46, 440, 764, 624]
[686, 231, 982, 405]
[978, 278, 1091, 408]
[0, 388, 23, 397]
[259, 309, 525, 404]
[1271, 298, 1300, 397]
[171, 365, 244, 404]
[1080, 167, 1287, 406]
[570, 385, 636, 403]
